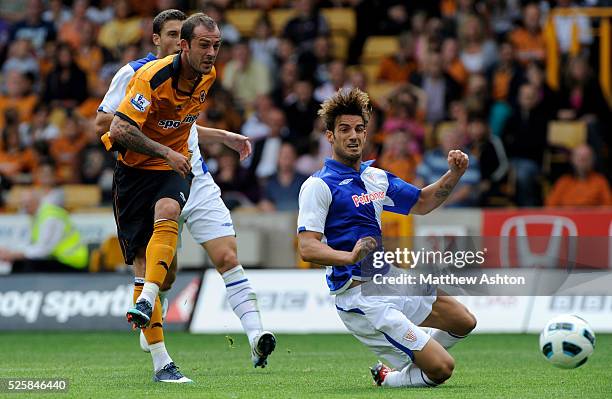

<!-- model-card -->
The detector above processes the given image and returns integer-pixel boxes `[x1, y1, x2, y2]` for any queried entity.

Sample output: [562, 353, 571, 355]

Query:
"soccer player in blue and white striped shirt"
[297, 88, 477, 388]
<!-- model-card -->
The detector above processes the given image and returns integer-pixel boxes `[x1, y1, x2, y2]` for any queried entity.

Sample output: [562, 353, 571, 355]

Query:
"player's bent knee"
[154, 199, 181, 221]
[427, 356, 455, 383]
[457, 310, 477, 336]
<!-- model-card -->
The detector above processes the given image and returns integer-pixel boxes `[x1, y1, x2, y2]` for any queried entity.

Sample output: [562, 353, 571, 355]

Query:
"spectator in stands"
[502, 83, 549, 206]
[249, 14, 279, 72]
[509, 3, 546, 66]
[58, 0, 91, 50]
[202, 2, 240, 45]
[0, 109, 37, 181]
[18, 102, 59, 146]
[378, 2, 409, 36]
[314, 60, 348, 102]
[50, 116, 89, 183]
[441, 37, 468, 88]
[222, 39, 272, 110]
[9, 0, 56, 54]
[271, 61, 299, 108]
[248, 107, 289, 179]
[2, 38, 39, 76]
[75, 20, 104, 92]
[487, 40, 523, 102]
[97, 0, 143, 59]
[381, 88, 425, 153]
[42, 0, 72, 30]
[464, 73, 491, 118]
[546, 144, 612, 207]
[259, 142, 307, 212]
[241, 95, 275, 141]
[416, 128, 481, 207]
[85, 0, 114, 25]
[459, 14, 498, 74]
[557, 56, 610, 130]
[467, 115, 509, 206]
[214, 148, 261, 210]
[282, 0, 329, 52]
[79, 142, 114, 203]
[377, 132, 421, 184]
[0, 188, 88, 272]
[298, 35, 333, 85]
[410, 51, 462, 124]
[553, 0, 593, 55]
[283, 80, 320, 154]
[377, 33, 417, 83]
[43, 43, 88, 108]
[0, 71, 38, 130]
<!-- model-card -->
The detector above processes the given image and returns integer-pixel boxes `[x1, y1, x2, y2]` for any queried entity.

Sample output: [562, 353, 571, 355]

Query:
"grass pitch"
[0, 332, 609, 399]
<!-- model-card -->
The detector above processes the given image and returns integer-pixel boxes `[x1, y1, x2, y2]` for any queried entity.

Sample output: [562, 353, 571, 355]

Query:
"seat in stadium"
[226, 9, 263, 37]
[89, 236, 126, 272]
[269, 9, 296, 34]
[367, 82, 396, 105]
[63, 185, 102, 211]
[330, 34, 349, 60]
[547, 120, 587, 149]
[360, 36, 398, 64]
[321, 8, 356, 37]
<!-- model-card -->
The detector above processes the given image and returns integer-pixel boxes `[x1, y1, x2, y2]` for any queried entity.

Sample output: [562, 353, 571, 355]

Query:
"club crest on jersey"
[352, 191, 385, 207]
[404, 329, 417, 342]
[199, 91, 206, 103]
[130, 93, 150, 112]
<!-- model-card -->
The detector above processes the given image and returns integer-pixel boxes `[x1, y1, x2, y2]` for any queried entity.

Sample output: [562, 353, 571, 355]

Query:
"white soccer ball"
[539, 314, 595, 369]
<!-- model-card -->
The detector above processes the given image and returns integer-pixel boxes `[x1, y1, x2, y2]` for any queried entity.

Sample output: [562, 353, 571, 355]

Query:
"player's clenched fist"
[447, 150, 469, 174]
[350, 236, 378, 264]
[165, 149, 191, 178]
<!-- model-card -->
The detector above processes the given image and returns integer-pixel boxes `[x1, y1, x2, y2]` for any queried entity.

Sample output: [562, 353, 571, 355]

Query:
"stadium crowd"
[0, 0, 611, 212]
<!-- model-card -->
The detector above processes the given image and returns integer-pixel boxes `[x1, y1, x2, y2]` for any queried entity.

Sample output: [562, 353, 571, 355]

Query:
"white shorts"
[181, 172, 235, 244]
[335, 284, 437, 369]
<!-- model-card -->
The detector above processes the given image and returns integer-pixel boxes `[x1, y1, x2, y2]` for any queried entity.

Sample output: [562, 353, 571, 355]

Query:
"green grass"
[0, 332, 609, 398]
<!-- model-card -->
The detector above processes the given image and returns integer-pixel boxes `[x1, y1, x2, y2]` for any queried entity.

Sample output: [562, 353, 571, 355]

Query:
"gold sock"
[145, 220, 179, 286]
[143, 296, 164, 344]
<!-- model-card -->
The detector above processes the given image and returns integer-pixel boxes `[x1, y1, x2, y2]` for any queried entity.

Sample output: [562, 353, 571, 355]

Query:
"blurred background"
[0, 0, 610, 334]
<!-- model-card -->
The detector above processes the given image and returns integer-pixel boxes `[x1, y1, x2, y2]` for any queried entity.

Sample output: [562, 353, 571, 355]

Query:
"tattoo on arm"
[111, 118, 169, 159]
[434, 183, 453, 199]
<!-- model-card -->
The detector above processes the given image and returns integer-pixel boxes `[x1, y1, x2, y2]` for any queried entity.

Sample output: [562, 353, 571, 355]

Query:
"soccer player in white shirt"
[297, 88, 477, 388]
[95, 10, 275, 381]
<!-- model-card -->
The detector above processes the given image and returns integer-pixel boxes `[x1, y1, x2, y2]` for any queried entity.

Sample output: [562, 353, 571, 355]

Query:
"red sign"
[481, 209, 612, 269]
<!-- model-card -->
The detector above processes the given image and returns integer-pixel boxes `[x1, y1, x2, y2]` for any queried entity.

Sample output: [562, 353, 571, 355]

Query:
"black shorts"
[112, 162, 192, 264]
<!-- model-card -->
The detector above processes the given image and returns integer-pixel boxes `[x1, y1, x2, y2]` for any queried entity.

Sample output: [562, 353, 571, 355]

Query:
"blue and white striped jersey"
[298, 158, 421, 294]
[98, 52, 208, 176]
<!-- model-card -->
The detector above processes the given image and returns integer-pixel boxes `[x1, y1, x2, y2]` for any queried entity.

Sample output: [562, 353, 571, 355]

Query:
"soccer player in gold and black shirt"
[102, 13, 220, 382]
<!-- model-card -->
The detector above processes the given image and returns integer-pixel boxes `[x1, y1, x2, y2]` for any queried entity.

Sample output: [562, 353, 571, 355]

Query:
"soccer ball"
[539, 314, 595, 369]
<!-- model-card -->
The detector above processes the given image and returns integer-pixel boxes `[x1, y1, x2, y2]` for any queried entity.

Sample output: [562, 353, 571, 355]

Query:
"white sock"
[383, 364, 438, 388]
[429, 328, 466, 350]
[221, 265, 263, 345]
[149, 342, 173, 372]
[138, 282, 159, 309]
[159, 290, 169, 320]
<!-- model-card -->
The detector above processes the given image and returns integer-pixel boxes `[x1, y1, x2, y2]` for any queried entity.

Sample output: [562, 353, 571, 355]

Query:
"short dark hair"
[153, 9, 187, 35]
[180, 13, 218, 43]
[318, 88, 371, 132]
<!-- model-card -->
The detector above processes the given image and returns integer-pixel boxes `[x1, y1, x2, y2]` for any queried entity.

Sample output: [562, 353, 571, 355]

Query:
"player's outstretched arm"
[110, 116, 191, 177]
[195, 125, 252, 161]
[298, 231, 377, 266]
[411, 150, 469, 215]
